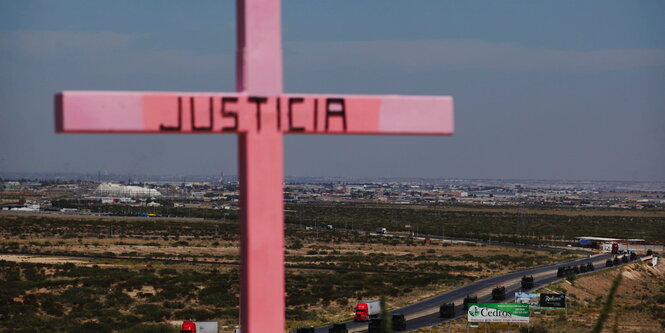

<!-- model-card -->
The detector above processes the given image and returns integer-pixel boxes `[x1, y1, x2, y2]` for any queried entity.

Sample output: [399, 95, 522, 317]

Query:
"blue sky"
[1, 0, 664, 180]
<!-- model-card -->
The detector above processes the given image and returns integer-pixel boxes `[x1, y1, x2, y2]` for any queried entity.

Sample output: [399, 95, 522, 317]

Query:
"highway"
[315, 253, 617, 332]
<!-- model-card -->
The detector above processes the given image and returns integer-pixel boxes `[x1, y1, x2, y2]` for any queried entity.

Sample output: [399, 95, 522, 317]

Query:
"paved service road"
[315, 253, 617, 333]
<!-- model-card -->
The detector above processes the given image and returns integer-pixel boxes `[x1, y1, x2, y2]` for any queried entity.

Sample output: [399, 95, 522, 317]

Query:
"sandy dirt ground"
[1, 238, 574, 329]
[0, 254, 90, 265]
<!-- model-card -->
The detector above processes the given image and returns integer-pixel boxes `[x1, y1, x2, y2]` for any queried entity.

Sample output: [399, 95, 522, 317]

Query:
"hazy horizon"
[3, 170, 665, 185]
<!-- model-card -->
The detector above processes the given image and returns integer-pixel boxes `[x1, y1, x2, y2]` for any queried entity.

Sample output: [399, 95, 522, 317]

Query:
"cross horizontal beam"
[55, 91, 453, 135]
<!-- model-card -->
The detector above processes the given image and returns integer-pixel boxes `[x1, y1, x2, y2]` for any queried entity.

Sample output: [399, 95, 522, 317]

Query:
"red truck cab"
[354, 300, 380, 321]
[181, 322, 196, 333]
[611, 243, 619, 254]
[355, 303, 370, 321]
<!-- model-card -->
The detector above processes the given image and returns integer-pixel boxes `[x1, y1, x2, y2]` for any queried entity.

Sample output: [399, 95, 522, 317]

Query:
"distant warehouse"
[94, 183, 161, 198]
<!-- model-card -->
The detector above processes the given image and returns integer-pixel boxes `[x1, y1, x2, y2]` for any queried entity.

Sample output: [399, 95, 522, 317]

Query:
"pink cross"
[54, 1, 454, 331]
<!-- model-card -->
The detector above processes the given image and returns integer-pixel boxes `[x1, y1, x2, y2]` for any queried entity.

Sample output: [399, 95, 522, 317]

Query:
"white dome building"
[94, 183, 161, 198]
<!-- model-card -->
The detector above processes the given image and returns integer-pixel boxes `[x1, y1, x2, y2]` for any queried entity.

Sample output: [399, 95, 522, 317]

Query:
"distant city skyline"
[1, 0, 664, 181]
[3, 170, 665, 191]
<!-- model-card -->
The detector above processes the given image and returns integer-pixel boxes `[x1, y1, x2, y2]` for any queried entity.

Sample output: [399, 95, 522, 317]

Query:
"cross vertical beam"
[237, 0, 283, 94]
[236, 0, 285, 332]
[238, 131, 284, 332]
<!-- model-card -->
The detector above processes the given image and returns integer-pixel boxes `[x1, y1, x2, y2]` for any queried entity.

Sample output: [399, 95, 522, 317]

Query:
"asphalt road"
[315, 253, 618, 333]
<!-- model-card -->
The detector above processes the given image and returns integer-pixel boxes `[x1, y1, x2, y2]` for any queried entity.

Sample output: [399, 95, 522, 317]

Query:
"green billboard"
[467, 303, 530, 323]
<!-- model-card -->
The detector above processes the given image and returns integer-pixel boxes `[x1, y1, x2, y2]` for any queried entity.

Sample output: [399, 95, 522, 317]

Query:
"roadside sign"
[539, 293, 566, 309]
[515, 292, 540, 307]
[516, 292, 566, 310]
[467, 303, 529, 323]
